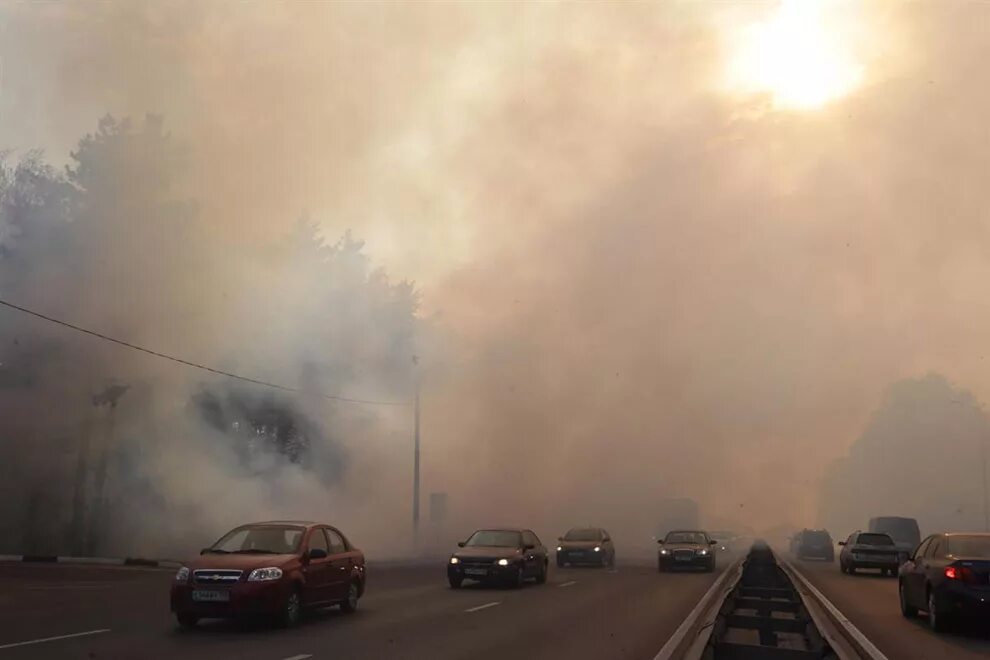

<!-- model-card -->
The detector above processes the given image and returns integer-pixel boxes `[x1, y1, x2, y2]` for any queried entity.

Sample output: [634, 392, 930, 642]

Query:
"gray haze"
[2, 1, 990, 558]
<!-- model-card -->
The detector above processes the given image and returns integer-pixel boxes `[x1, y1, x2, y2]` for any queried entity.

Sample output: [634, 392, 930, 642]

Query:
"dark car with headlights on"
[838, 531, 899, 576]
[792, 529, 835, 561]
[898, 533, 990, 632]
[658, 530, 716, 572]
[448, 528, 548, 588]
[556, 527, 615, 567]
[170, 521, 365, 628]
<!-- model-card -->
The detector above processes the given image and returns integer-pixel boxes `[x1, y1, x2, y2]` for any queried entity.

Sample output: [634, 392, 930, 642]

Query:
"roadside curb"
[779, 555, 889, 660]
[0, 554, 183, 569]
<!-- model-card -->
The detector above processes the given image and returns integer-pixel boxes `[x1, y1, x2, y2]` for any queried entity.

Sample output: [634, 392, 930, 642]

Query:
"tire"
[928, 589, 950, 633]
[448, 576, 463, 589]
[848, 564, 857, 575]
[707, 559, 715, 573]
[276, 587, 302, 628]
[512, 566, 524, 589]
[340, 581, 360, 613]
[536, 561, 548, 584]
[658, 560, 665, 573]
[176, 613, 199, 629]
[556, 557, 564, 568]
[899, 581, 918, 618]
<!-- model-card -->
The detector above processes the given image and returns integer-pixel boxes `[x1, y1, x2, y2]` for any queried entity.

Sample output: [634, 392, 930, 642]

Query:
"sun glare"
[725, 0, 863, 110]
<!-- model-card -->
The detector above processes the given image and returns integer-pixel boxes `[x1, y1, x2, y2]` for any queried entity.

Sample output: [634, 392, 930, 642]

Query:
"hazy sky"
[3, 0, 990, 536]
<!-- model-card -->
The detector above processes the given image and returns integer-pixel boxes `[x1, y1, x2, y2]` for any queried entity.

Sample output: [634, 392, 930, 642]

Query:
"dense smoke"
[3, 2, 990, 559]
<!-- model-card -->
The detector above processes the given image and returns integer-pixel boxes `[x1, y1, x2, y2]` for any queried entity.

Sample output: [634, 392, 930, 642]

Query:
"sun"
[725, 0, 863, 110]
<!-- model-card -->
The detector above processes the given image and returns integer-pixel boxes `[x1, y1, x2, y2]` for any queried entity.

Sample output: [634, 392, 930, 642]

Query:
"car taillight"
[945, 566, 959, 580]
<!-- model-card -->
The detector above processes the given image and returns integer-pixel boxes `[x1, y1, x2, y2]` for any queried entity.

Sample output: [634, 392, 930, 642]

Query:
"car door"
[925, 536, 949, 592]
[904, 535, 934, 606]
[303, 527, 333, 605]
[324, 527, 352, 601]
[839, 533, 854, 565]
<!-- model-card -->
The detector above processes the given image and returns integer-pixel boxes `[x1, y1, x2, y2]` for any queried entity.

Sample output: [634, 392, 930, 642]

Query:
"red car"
[170, 520, 365, 627]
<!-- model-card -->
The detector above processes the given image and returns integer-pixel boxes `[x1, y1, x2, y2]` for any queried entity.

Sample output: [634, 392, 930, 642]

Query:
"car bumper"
[659, 554, 712, 568]
[448, 563, 520, 582]
[939, 584, 990, 618]
[848, 559, 899, 570]
[557, 551, 605, 564]
[170, 581, 291, 618]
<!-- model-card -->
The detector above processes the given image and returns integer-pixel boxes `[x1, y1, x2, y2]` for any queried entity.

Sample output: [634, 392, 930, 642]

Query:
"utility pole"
[412, 356, 421, 551]
[982, 431, 989, 532]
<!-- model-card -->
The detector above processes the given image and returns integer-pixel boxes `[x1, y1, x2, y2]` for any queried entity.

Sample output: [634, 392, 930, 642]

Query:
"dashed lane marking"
[464, 601, 501, 613]
[0, 629, 111, 650]
[558, 580, 578, 587]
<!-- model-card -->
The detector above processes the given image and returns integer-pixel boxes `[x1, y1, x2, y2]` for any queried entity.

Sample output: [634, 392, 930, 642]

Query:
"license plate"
[676, 555, 692, 561]
[192, 590, 230, 602]
[464, 568, 487, 576]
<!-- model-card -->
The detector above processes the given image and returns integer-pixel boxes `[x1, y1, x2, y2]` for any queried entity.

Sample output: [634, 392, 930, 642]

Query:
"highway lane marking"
[464, 601, 501, 613]
[280, 655, 313, 660]
[0, 629, 111, 650]
[558, 580, 578, 587]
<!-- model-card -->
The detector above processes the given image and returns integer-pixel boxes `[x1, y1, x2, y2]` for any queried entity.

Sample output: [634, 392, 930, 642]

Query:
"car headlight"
[698, 549, 708, 556]
[175, 566, 190, 582]
[450, 557, 460, 564]
[497, 558, 509, 566]
[556, 546, 563, 552]
[247, 567, 283, 582]
[593, 546, 601, 552]
[660, 549, 669, 555]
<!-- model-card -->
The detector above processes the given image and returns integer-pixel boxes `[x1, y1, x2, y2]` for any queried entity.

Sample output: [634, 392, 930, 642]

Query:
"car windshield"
[856, 533, 894, 546]
[947, 536, 990, 557]
[210, 526, 304, 554]
[805, 531, 831, 544]
[465, 530, 522, 547]
[564, 529, 601, 541]
[665, 532, 707, 544]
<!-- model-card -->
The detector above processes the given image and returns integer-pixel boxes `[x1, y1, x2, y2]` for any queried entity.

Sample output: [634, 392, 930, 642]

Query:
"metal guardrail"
[661, 541, 886, 660]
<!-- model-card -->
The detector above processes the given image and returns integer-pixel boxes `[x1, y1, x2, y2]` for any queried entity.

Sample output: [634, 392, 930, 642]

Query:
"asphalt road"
[0, 557, 727, 660]
[790, 557, 990, 659]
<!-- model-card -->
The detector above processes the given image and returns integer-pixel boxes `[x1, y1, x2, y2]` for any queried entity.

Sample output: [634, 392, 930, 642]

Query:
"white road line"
[607, 569, 619, 573]
[280, 655, 313, 660]
[0, 629, 111, 650]
[464, 601, 501, 613]
[558, 580, 577, 587]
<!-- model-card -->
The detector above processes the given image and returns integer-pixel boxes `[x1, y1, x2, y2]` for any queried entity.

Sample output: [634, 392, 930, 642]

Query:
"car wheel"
[513, 566, 524, 588]
[176, 613, 199, 629]
[899, 581, 917, 618]
[556, 557, 564, 568]
[707, 559, 716, 573]
[277, 587, 302, 628]
[658, 560, 665, 573]
[448, 576, 463, 589]
[848, 564, 857, 575]
[536, 561, 548, 584]
[928, 589, 950, 633]
[340, 581, 360, 613]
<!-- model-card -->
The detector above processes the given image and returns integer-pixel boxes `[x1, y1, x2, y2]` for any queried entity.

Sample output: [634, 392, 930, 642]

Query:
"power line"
[0, 297, 412, 407]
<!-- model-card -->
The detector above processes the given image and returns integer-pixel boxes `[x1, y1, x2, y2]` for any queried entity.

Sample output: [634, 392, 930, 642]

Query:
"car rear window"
[804, 531, 830, 543]
[947, 536, 990, 557]
[857, 533, 894, 546]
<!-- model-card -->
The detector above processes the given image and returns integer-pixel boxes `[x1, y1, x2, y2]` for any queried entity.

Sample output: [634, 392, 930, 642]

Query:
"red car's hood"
[185, 553, 299, 571]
